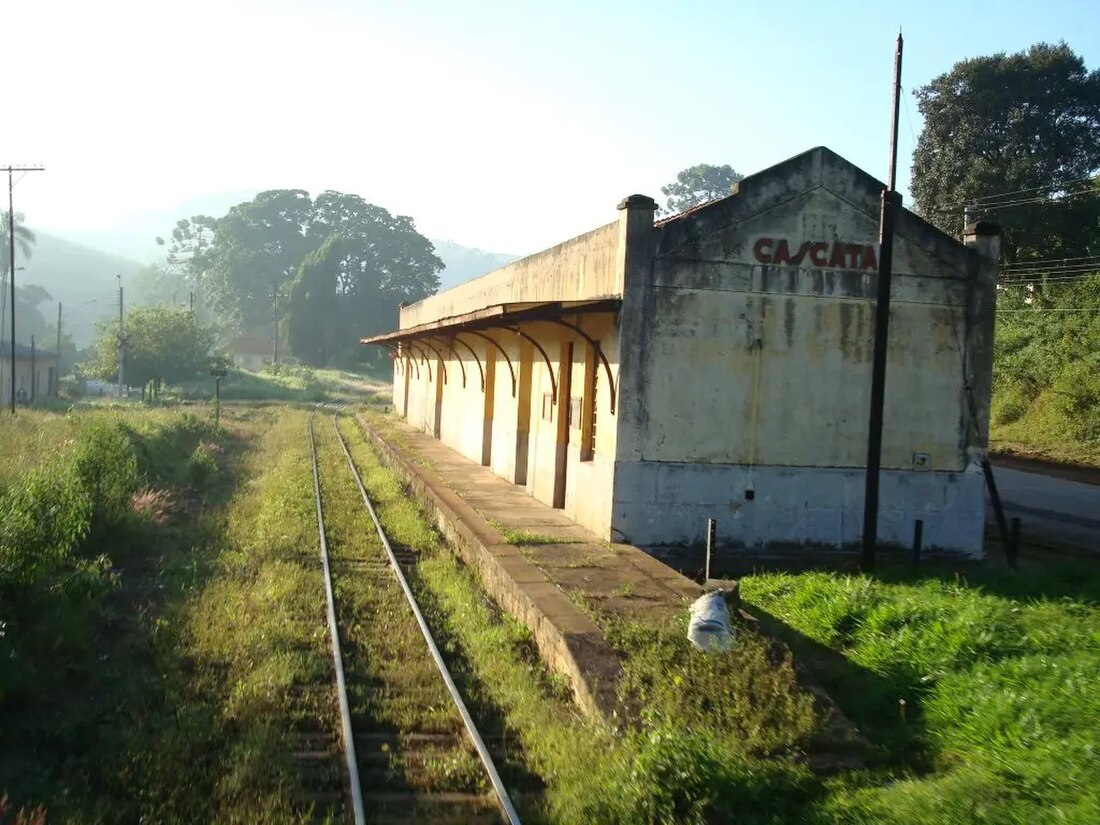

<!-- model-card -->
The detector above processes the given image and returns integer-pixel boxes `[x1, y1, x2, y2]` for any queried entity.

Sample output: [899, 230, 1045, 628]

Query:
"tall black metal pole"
[861, 31, 904, 570]
[3, 164, 44, 414]
[9, 169, 15, 415]
[886, 32, 903, 192]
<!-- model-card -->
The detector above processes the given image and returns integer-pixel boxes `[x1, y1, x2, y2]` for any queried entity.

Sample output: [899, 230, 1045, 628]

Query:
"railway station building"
[362, 147, 1000, 557]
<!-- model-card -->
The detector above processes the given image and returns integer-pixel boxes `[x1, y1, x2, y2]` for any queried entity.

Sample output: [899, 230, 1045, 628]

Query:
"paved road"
[987, 466, 1100, 551]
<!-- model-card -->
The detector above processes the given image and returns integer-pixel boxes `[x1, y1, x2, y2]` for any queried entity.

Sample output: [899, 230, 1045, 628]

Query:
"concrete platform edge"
[356, 414, 625, 724]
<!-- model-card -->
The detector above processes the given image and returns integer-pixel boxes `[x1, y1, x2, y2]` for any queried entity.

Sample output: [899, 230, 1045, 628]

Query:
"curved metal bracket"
[407, 342, 432, 382]
[416, 339, 449, 385]
[544, 319, 617, 414]
[450, 335, 485, 391]
[467, 331, 516, 397]
[510, 326, 556, 403]
[378, 342, 402, 375]
[427, 335, 465, 388]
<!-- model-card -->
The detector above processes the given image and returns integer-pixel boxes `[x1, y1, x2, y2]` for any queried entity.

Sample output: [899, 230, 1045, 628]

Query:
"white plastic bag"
[687, 591, 735, 653]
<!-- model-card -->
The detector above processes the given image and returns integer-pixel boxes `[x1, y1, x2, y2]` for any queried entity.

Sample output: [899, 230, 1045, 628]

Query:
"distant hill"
[51, 190, 259, 264]
[16, 230, 145, 346]
[431, 240, 520, 290]
[19, 195, 522, 346]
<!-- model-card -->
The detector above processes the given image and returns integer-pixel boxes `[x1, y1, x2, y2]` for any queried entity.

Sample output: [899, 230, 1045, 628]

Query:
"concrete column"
[962, 221, 1001, 457]
[612, 194, 658, 465]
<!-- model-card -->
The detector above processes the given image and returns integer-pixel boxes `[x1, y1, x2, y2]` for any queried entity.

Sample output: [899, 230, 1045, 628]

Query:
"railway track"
[303, 405, 526, 824]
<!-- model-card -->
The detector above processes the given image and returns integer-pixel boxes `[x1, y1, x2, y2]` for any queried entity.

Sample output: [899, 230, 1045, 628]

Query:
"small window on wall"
[541, 392, 553, 421]
[567, 396, 582, 429]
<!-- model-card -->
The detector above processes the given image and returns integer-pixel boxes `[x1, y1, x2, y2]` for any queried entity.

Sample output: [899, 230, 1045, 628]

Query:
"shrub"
[1051, 362, 1100, 440]
[188, 443, 220, 489]
[71, 421, 141, 543]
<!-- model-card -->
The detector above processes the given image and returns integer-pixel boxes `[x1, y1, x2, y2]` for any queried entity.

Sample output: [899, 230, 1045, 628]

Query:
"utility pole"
[861, 31, 904, 570]
[272, 284, 280, 365]
[30, 335, 35, 404]
[55, 302, 62, 395]
[189, 289, 194, 317]
[117, 274, 125, 398]
[4, 164, 44, 414]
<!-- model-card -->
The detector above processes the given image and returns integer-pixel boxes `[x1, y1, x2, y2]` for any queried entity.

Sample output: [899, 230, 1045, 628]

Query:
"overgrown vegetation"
[86, 306, 219, 400]
[182, 408, 336, 819]
[991, 275, 1100, 464]
[338, 413, 827, 824]
[742, 560, 1100, 823]
[0, 406, 243, 820]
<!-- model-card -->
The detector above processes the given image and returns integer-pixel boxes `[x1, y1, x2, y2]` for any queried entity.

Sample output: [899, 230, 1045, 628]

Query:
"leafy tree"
[1, 212, 38, 346]
[168, 189, 442, 366]
[155, 216, 217, 317]
[203, 190, 314, 331]
[911, 42, 1100, 262]
[306, 191, 442, 343]
[660, 165, 744, 216]
[0, 211, 35, 279]
[88, 307, 215, 397]
[287, 233, 342, 367]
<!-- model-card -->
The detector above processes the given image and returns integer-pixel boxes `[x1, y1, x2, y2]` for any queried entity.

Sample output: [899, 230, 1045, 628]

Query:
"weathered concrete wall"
[399, 222, 620, 328]
[611, 147, 996, 555]
[438, 352, 484, 465]
[612, 463, 985, 552]
[391, 219, 626, 541]
[488, 336, 525, 482]
[0, 357, 58, 405]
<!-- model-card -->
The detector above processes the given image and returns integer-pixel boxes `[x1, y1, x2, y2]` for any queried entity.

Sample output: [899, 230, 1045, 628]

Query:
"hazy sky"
[8, 0, 1100, 255]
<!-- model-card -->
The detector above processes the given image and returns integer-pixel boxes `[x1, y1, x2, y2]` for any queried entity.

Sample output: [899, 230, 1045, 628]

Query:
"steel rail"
[330, 408, 523, 825]
[308, 409, 367, 825]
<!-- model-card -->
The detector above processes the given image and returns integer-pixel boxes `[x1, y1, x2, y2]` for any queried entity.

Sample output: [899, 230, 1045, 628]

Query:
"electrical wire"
[1003, 275, 1100, 283]
[996, 307, 1100, 313]
[1002, 253, 1100, 268]
[1001, 263, 1100, 275]
[965, 174, 1099, 205]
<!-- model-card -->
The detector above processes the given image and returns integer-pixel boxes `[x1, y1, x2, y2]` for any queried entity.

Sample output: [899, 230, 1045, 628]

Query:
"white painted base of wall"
[611, 461, 986, 558]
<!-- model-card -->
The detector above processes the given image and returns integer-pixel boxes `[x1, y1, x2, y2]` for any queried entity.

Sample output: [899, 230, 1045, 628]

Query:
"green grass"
[338, 414, 832, 824]
[182, 408, 343, 821]
[741, 558, 1100, 823]
[991, 387, 1100, 468]
[485, 518, 577, 546]
[0, 404, 261, 822]
[170, 364, 386, 405]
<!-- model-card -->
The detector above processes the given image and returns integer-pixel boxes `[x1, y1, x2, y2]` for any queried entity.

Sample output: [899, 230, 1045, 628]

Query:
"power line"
[975, 190, 1099, 211]
[1000, 276, 1100, 286]
[901, 87, 919, 149]
[1002, 262, 1100, 273]
[928, 181, 1100, 215]
[996, 307, 1100, 313]
[968, 174, 1099, 205]
[1002, 253, 1100, 269]
[1001, 275, 1100, 284]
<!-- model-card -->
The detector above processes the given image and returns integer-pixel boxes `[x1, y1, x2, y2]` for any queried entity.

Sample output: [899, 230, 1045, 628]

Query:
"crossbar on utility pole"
[4, 164, 45, 414]
[861, 32, 904, 570]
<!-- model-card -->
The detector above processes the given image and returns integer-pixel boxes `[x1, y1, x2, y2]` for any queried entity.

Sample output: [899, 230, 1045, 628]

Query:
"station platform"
[356, 411, 702, 722]
[354, 412, 865, 768]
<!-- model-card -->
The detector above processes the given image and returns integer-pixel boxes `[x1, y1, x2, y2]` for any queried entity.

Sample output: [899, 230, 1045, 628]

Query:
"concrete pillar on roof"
[962, 220, 1002, 458]
[613, 194, 658, 464]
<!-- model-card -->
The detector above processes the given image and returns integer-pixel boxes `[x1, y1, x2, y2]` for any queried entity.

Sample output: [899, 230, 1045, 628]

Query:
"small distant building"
[224, 336, 273, 371]
[363, 147, 1000, 558]
[0, 340, 59, 405]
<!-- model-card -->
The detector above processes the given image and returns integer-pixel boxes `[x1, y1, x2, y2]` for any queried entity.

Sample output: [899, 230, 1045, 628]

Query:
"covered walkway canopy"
[361, 297, 621, 412]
